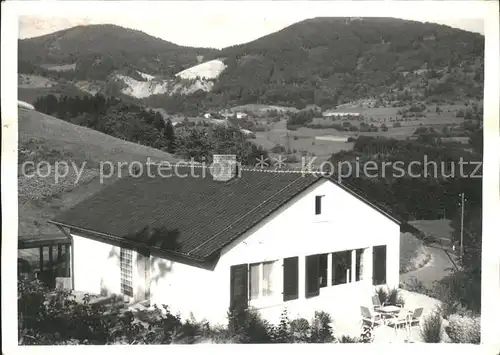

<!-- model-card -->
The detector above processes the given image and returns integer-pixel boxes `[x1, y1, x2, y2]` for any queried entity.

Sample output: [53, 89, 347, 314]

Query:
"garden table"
[375, 305, 402, 324]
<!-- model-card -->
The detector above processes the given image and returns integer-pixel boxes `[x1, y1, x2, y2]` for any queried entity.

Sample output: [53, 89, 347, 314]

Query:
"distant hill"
[19, 18, 484, 112]
[18, 24, 219, 80]
[205, 17, 484, 108]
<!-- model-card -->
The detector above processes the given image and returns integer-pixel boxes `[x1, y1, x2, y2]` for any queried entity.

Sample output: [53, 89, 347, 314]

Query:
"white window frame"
[248, 260, 279, 305]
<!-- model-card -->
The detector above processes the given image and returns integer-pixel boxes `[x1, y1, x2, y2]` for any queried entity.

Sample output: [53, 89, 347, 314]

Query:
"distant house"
[18, 100, 35, 111]
[322, 112, 361, 118]
[49, 156, 401, 325]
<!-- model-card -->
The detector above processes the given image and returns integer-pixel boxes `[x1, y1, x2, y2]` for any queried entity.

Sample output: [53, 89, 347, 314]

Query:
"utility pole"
[459, 192, 465, 259]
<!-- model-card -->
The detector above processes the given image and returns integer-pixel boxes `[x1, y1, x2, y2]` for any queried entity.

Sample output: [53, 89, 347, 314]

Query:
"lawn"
[250, 102, 468, 168]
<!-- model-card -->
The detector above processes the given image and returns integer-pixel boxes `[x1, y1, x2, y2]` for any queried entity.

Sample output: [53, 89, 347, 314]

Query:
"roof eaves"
[47, 220, 210, 263]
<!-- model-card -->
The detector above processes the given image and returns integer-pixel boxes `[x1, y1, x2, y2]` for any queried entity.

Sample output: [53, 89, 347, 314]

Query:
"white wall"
[72, 234, 121, 297]
[148, 256, 218, 323]
[210, 179, 400, 325]
[72, 234, 148, 302]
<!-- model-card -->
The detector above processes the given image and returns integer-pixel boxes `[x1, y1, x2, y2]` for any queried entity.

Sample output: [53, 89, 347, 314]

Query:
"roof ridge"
[146, 161, 329, 175]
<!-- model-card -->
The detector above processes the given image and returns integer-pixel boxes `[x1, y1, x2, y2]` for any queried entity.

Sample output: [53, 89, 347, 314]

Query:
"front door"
[230, 264, 248, 311]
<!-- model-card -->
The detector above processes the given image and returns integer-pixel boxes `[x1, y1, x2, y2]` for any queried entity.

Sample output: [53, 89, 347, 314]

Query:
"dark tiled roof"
[50, 167, 321, 260]
[50, 166, 401, 262]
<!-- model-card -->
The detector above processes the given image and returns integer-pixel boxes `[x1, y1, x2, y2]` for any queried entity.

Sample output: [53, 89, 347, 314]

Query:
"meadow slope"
[18, 108, 177, 238]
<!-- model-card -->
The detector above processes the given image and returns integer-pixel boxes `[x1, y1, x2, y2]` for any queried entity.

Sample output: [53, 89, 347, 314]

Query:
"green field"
[249, 103, 468, 167]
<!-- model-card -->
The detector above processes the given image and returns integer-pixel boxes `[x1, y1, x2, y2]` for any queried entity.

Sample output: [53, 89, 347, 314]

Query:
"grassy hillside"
[400, 231, 431, 273]
[19, 24, 219, 80]
[18, 108, 177, 238]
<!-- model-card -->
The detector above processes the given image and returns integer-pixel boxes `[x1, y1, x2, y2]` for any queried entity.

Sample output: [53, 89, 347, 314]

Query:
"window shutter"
[230, 264, 249, 311]
[283, 257, 299, 301]
[305, 255, 320, 298]
[373, 245, 387, 286]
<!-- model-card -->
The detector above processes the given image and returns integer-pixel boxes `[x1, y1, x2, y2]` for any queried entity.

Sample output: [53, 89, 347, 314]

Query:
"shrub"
[271, 144, 287, 154]
[289, 318, 310, 343]
[227, 306, 273, 343]
[360, 324, 374, 343]
[386, 288, 405, 307]
[400, 277, 428, 294]
[420, 311, 443, 343]
[375, 287, 388, 305]
[338, 335, 361, 343]
[269, 309, 292, 343]
[445, 314, 480, 344]
[285, 154, 300, 163]
[309, 311, 334, 343]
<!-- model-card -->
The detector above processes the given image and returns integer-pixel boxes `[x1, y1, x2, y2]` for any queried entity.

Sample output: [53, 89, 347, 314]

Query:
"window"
[262, 262, 274, 296]
[305, 254, 320, 298]
[283, 257, 299, 301]
[319, 254, 328, 287]
[332, 250, 351, 285]
[120, 248, 133, 297]
[355, 248, 365, 281]
[249, 263, 260, 300]
[249, 260, 277, 300]
[315, 195, 323, 215]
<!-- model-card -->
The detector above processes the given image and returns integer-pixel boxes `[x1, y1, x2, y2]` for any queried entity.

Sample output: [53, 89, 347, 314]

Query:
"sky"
[16, 1, 485, 49]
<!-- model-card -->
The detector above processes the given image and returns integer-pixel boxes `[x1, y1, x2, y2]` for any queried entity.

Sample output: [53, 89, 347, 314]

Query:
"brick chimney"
[211, 154, 239, 182]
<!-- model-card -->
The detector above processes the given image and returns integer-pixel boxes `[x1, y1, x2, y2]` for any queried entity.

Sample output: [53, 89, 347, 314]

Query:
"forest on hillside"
[32, 94, 268, 166]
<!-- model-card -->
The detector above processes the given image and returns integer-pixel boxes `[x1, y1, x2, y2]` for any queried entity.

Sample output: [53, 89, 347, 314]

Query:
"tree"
[469, 129, 483, 154]
[163, 119, 176, 153]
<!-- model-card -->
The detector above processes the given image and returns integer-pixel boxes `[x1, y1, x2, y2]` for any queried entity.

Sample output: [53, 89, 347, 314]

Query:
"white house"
[49, 157, 401, 326]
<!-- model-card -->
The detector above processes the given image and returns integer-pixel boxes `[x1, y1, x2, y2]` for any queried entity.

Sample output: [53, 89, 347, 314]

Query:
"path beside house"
[400, 245, 457, 288]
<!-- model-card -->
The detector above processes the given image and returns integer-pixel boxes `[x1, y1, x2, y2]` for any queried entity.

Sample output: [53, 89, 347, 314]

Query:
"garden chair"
[360, 306, 384, 327]
[371, 295, 384, 310]
[386, 309, 411, 336]
[408, 307, 424, 327]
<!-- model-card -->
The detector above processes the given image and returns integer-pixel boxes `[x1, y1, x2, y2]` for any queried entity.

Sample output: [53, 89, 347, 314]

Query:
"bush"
[386, 288, 405, 307]
[271, 144, 287, 154]
[375, 287, 405, 307]
[309, 311, 334, 343]
[338, 335, 361, 343]
[285, 154, 300, 163]
[289, 318, 310, 343]
[360, 324, 374, 343]
[227, 306, 273, 343]
[445, 314, 480, 344]
[420, 311, 443, 343]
